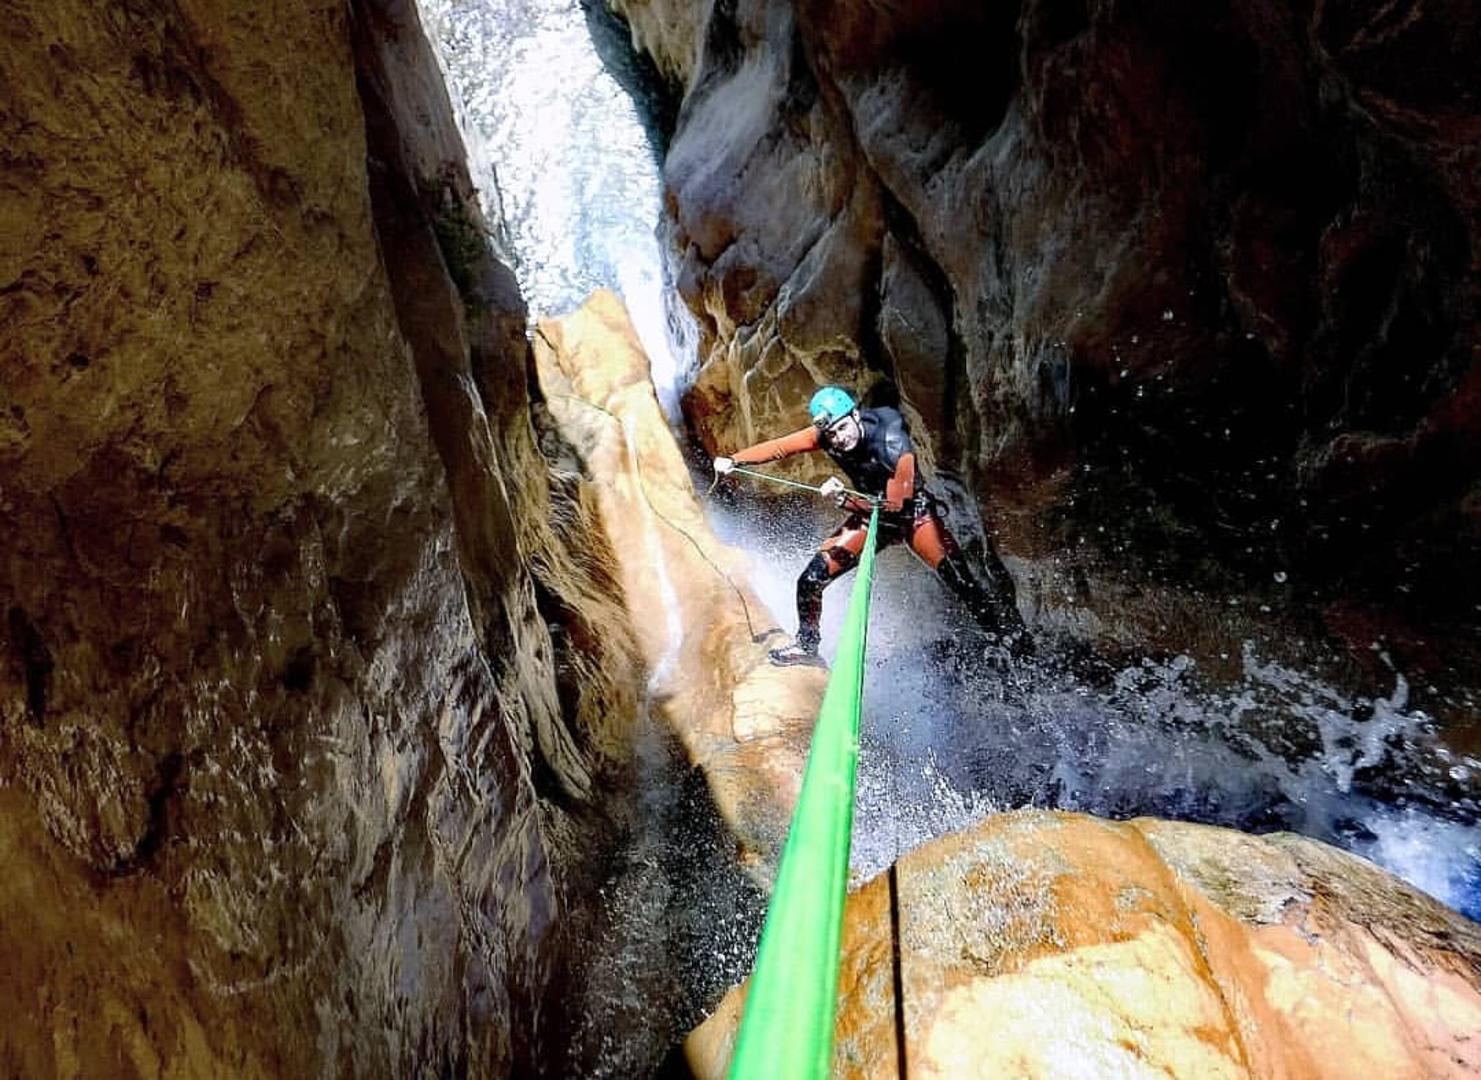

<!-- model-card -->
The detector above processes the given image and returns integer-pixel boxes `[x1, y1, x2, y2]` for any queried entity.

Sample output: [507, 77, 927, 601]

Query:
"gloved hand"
[819, 476, 845, 500]
[713, 456, 735, 476]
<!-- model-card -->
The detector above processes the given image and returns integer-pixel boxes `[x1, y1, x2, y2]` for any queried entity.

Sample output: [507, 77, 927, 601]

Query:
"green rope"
[726, 463, 878, 507]
[728, 505, 881, 1080]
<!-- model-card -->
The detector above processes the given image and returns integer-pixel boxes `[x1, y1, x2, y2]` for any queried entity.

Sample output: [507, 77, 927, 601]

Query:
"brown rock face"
[0, 1, 640, 1075]
[534, 290, 825, 865]
[688, 811, 1481, 1079]
[612, 0, 1481, 670]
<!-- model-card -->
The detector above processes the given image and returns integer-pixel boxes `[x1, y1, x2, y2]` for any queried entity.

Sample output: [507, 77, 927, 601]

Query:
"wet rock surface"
[534, 290, 825, 865]
[609, 0, 1481, 688]
[0, 1, 641, 1075]
[687, 810, 1481, 1079]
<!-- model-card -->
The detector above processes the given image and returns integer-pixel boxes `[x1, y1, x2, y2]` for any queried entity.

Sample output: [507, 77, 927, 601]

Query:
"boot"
[774, 556, 833, 667]
[937, 551, 1034, 658]
[770, 619, 824, 667]
[768, 637, 827, 667]
[770, 640, 829, 666]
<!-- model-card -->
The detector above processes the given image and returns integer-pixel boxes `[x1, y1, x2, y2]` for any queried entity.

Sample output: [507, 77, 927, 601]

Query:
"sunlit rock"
[535, 290, 827, 865]
[688, 810, 1481, 1078]
[608, 0, 698, 88]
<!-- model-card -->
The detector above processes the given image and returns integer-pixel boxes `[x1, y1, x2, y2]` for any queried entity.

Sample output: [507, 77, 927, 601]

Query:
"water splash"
[852, 641, 1479, 914]
[705, 491, 1481, 920]
[563, 711, 764, 1078]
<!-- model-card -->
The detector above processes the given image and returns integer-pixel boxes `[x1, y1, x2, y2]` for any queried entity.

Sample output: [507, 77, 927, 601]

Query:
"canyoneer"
[714, 386, 1031, 666]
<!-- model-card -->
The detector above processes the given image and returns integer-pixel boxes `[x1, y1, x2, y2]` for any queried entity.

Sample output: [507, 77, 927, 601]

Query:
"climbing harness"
[728, 505, 881, 1080]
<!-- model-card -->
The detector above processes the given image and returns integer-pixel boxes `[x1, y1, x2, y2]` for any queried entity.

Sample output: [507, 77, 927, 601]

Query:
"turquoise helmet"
[808, 386, 857, 427]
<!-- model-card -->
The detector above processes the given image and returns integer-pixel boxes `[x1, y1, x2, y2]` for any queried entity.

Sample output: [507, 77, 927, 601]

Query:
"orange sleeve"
[884, 453, 915, 513]
[732, 425, 821, 464]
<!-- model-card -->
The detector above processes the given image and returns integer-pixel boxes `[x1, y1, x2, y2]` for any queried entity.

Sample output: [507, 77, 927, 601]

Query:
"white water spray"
[417, 0, 694, 423]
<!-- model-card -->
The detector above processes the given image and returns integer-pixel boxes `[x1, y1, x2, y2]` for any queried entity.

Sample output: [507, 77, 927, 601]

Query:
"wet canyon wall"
[0, 0, 641, 1075]
[612, 0, 1479, 680]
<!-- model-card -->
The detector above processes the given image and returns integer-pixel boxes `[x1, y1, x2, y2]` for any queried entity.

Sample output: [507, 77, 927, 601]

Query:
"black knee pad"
[799, 553, 835, 590]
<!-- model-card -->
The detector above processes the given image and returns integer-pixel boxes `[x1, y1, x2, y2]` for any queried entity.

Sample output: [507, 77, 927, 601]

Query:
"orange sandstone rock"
[688, 811, 1481, 1079]
[535, 290, 828, 865]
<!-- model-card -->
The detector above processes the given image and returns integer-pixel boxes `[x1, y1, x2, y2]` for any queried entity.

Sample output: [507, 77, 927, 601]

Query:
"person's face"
[823, 412, 861, 452]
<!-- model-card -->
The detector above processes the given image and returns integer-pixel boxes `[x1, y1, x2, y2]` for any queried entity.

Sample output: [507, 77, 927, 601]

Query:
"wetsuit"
[732, 407, 1028, 653]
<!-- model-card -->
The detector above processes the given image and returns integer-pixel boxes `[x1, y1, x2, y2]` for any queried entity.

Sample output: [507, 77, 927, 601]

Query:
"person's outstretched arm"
[731, 425, 822, 464]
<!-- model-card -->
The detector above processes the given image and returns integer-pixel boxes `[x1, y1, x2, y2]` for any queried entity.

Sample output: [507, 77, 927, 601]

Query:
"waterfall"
[415, 0, 1478, 924]
[414, 6, 1479, 1073]
[416, 0, 693, 420]
[702, 494, 1481, 918]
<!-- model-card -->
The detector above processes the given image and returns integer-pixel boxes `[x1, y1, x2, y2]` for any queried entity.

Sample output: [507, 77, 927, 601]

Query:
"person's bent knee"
[799, 553, 834, 591]
[810, 548, 857, 583]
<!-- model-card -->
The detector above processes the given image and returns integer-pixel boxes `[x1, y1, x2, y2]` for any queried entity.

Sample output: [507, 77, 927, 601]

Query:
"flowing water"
[416, 1, 1479, 1073]
[707, 494, 1481, 919]
[415, 3, 737, 1072]
[417, 0, 691, 416]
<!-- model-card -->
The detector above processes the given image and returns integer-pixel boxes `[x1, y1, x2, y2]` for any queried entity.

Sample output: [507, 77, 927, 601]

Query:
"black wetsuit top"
[826, 407, 919, 501]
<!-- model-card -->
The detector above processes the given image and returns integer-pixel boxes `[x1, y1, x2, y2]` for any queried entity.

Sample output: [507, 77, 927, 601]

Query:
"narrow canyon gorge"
[1, 0, 1477, 1077]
